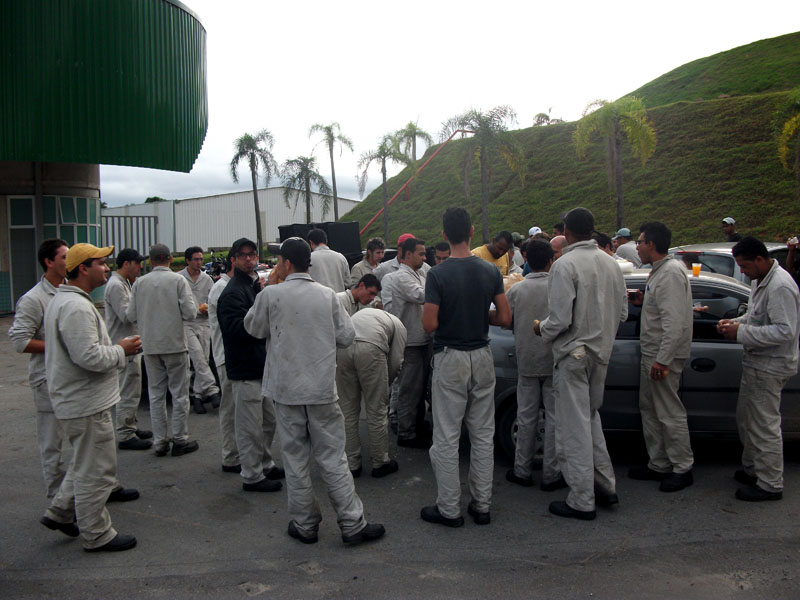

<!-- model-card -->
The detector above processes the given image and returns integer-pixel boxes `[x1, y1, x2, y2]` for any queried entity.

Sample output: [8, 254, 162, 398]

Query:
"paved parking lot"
[1, 315, 799, 599]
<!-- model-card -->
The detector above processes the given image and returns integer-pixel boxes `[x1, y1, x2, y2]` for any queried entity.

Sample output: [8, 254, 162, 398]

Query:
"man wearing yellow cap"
[40, 244, 141, 552]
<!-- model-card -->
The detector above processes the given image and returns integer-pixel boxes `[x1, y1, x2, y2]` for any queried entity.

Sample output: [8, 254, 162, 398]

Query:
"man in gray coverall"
[244, 237, 385, 545]
[718, 236, 800, 502]
[535, 207, 628, 521]
[628, 222, 694, 492]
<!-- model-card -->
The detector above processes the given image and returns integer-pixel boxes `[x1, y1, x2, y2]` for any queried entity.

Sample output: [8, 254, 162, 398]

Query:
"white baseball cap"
[528, 226, 542, 236]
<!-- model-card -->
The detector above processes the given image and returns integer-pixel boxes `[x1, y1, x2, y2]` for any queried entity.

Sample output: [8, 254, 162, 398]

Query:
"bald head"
[551, 235, 568, 260]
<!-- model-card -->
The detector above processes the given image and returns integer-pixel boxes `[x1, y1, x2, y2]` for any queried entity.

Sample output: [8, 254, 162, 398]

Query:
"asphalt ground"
[1, 315, 799, 599]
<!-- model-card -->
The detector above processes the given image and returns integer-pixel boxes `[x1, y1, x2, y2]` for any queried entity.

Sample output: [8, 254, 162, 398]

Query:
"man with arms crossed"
[628, 222, 694, 492]
[421, 207, 511, 527]
[535, 207, 627, 521]
[718, 236, 800, 501]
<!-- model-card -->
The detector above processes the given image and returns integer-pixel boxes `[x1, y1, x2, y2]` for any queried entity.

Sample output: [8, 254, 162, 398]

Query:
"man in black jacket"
[217, 238, 284, 493]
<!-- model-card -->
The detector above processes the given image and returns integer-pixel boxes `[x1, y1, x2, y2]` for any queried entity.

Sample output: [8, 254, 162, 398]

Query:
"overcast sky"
[100, 0, 798, 208]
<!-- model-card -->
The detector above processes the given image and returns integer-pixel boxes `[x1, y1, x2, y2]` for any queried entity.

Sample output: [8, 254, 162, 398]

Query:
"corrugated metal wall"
[0, 0, 207, 172]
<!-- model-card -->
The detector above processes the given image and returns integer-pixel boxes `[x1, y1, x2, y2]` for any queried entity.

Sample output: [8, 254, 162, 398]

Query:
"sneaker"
[342, 523, 386, 545]
[371, 459, 399, 478]
[549, 501, 596, 521]
[467, 504, 491, 525]
[118, 437, 153, 451]
[627, 466, 670, 481]
[190, 396, 207, 414]
[264, 466, 286, 480]
[135, 429, 153, 439]
[154, 443, 171, 457]
[735, 485, 782, 502]
[660, 470, 693, 493]
[734, 470, 757, 486]
[222, 464, 242, 473]
[420, 505, 464, 528]
[540, 475, 568, 492]
[84, 533, 137, 552]
[207, 392, 221, 409]
[243, 478, 282, 492]
[288, 520, 318, 544]
[40, 516, 79, 537]
[107, 488, 140, 503]
[171, 440, 199, 456]
[506, 469, 534, 487]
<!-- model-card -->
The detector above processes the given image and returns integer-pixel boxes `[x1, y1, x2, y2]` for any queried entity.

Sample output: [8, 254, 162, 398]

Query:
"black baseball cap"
[229, 238, 258, 259]
[267, 237, 311, 265]
[116, 248, 146, 267]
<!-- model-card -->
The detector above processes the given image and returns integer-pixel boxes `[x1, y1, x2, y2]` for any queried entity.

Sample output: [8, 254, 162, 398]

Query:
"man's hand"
[533, 319, 541, 336]
[628, 289, 644, 306]
[650, 361, 669, 381]
[119, 335, 142, 356]
[267, 269, 280, 286]
[197, 303, 209, 315]
[717, 319, 739, 341]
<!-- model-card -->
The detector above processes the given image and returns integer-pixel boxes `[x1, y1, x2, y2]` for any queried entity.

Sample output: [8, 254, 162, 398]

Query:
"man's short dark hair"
[442, 207, 471, 245]
[527, 239, 555, 270]
[38, 238, 68, 271]
[357, 273, 381, 291]
[307, 228, 327, 246]
[639, 222, 671, 254]
[563, 207, 595, 238]
[149, 243, 172, 264]
[592, 232, 613, 251]
[518, 239, 529, 259]
[434, 241, 450, 253]
[366, 237, 385, 253]
[184, 246, 203, 262]
[400, 237, 424, 258]
[554, 222, 565, 233]
[732, 236, 769, 261]
[66, 257, 96, 281]
[116, 248, 144, 268]
[494, 231, 513, 246]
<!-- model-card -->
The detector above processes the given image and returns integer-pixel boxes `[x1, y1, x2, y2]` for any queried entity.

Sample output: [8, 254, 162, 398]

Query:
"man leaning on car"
[718, 237, 800, 502]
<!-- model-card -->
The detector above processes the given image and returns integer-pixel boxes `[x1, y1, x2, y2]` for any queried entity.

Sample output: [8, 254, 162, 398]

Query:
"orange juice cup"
[692, 263, 701, 276]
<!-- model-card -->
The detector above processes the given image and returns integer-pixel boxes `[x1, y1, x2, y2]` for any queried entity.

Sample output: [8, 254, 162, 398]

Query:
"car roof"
[625, 268, 750, 291]
[670, 242, 785, 253]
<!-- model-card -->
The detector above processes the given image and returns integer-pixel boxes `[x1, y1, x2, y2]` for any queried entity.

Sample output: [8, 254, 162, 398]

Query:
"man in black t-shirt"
[419, 208, 511, 528]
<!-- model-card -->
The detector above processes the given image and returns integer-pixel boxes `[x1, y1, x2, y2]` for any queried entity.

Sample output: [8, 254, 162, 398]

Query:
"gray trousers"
[274, 401, 366, 538]
[397, 344, 430, 440]
[553, 352, 616, 512]
[232, 379, 276, 484]
[144, 352, 191, 449]
[514, 374, 557, 482]
[185, 322, 219, 399]
[336, 342, 391, 470]
[44, 408, 118, 550]
[32, 382, 69, 499]
[429, 346, 495, 518]
[115, 355, 142, 441]
[737, 366, 788, 492]
[217, 364, 239, 468]
[639, 354, 693, 474]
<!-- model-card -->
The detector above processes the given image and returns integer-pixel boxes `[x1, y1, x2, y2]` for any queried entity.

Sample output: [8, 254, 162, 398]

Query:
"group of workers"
[9, 204, 799, 553]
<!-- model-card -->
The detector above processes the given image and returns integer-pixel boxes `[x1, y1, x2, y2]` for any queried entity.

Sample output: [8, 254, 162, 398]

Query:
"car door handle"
[691, 358, 715, 372]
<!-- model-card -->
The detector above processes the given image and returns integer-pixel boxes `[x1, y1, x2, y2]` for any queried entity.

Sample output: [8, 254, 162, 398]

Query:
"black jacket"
[217, 268, 266, 380]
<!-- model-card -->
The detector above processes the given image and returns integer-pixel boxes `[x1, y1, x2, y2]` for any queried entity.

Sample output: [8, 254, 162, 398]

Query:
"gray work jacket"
[8, 277, 58, 387]
[208, 273, 231, 366]
[44, 285, 125, 419]
[308, 245, 351, 292]
[127, 266, 196, 355]
[351, 308, 407, 382]
[384, 264, 430, 346]
[507, 272, 553, 377]
[350, 259, 375, 288]
[614, 240, 642, 268]
[104, 272, 138, 343]
[244, 273, 355, 405]
[179, 267, 213, 324]
[540, 240, 628, 365]
[337, 289, 365, 317]
[733, 259, 800, 376]
[639, 256, 692, 363]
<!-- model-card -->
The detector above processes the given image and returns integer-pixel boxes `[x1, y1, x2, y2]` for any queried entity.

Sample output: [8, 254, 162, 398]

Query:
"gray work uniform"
[308, 245, 351, 292]
[638, 256, 694, 474]
[42, 285, 126, 550]
[104, 271, 143, 442]
[385, 264, 431, 441]
[732, 259, 800, 492]
[336, 289, 365, 317]
[127, 266, 196, 451]
[178, 268, 219, 400]
[335, 309, 406, 471]
[539, 240, 628, 512]
[350, 258, 375, 288]
[614, 240, 642, 267]
[507, 272, 558, 483]
[208, 273, 238, 468]
[8, 277, 69, 498]
[244, 273, 369, 538]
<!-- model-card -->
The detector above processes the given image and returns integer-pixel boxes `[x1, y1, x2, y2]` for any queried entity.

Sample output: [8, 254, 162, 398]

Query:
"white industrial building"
[101, 187, 360, 253]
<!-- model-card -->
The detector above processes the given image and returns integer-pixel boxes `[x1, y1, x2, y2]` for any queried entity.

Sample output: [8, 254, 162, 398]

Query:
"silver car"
[668, 242, 790, 284]
[492, 270, 800, 459]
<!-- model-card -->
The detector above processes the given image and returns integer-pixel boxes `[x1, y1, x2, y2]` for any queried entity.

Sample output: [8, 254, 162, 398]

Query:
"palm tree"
[230, 129, 279, 259]
[309, 122, 354, 221]
[573, 96, 656, 229]
[778, 88, 800, 203]
[395, 121, 434, 162]
[439, 106, 526, 243]
[357, 134, 410, 241]
[281, 156, 332, 224]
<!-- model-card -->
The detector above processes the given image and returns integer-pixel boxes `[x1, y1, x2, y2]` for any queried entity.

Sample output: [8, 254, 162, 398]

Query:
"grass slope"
[629, 32, 800, 107]
[346, 91, 800, 247]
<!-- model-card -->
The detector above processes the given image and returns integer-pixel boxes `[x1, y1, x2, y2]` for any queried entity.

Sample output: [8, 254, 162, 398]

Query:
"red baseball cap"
[397, 233, 415, 246]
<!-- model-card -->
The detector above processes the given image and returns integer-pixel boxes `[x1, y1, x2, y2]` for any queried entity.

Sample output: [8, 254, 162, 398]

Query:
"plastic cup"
[692, 263, 701, 276]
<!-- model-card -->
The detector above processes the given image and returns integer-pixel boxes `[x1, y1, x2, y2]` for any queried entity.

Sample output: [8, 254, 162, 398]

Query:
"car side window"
[691, 284, 747, 342]
[697, 254, 735, 278]
[617, 283, 645, 339]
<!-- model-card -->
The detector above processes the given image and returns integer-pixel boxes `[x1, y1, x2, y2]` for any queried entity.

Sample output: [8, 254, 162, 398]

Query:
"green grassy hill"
[345, 34, 800, 248]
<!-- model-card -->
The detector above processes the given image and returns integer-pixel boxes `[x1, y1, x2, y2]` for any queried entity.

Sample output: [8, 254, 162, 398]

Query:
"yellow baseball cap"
[66, 243, 114, 271]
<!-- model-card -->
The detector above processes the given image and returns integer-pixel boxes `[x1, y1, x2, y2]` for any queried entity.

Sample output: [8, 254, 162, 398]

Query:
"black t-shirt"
[424, 255, 504, 352]
[728, 233, 742, 242]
